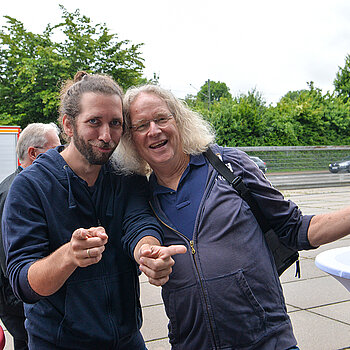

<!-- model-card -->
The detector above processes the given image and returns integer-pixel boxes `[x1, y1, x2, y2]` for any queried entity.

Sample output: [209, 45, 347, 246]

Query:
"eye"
[156, 117, 168, 125]
[89, 118, 98, 125]
[135, 121, 149, 131]
[110, 119, 122, 127]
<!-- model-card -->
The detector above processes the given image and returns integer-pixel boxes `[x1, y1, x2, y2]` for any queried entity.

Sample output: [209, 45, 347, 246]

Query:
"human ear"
[27, 146, 37, 162]
[62, 115, 74, 138]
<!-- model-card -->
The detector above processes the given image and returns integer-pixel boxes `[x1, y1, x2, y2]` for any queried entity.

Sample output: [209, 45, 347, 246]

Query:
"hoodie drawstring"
[106, 172, 114, 217]
[64, 165, 77, 209]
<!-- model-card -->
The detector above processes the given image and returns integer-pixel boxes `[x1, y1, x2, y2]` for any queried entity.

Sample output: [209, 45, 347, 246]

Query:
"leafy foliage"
[334, 54, 350, 102]
[198, 80, 232, 103]
[186, 80, 232, 109]
[186, 80, 350, 147]
[1, 6, 350, 147]
[0, 6, 145, 127]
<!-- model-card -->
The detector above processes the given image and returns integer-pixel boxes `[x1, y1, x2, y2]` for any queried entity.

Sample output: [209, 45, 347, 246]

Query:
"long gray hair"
[112, 84, 215, 176]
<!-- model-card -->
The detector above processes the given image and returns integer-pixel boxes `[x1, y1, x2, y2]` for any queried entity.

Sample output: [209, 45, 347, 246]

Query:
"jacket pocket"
[205, 269, 266, 348]
[162, 283, 212, 349]
[57, 277, 113, 349]
[57, 270, 140, 349]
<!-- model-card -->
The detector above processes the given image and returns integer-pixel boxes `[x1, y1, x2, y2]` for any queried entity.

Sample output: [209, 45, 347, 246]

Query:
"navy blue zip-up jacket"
[2, 147, 163, 349]
[149, 144, 315, 350]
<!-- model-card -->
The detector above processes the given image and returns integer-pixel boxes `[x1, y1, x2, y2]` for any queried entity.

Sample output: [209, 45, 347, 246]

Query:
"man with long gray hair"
[115, 84, 350, 350]
[0, 122, 60, 350]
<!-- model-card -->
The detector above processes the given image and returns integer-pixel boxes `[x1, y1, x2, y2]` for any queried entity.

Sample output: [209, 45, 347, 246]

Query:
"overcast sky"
[1, 0, 350, 105]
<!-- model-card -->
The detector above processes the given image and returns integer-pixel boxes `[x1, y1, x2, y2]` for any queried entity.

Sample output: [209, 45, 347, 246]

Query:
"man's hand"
[69, 226, 108, 267]
[28, 226, 109, 296]
[138, 244, 187, 286]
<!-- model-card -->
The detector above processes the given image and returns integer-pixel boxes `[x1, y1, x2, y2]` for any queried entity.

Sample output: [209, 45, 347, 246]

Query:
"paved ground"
[1, 186, 350, 349]
[268, 171, 350, 190]
[140, 186, 350, 350]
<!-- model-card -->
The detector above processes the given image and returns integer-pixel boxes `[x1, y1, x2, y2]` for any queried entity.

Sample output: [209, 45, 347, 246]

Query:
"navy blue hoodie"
[2, 147, 162, 349]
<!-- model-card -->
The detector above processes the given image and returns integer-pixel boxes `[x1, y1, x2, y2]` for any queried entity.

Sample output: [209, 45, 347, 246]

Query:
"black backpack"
[204, 147, 300, 277]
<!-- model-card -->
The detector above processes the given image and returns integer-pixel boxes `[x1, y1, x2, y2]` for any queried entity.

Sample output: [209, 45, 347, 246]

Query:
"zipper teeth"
[189, 241, 218, 349]
[149, 202, 218, 349]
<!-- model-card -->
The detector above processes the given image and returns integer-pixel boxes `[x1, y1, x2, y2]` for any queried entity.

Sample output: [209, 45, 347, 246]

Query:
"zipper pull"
[190, 241, 196, 255]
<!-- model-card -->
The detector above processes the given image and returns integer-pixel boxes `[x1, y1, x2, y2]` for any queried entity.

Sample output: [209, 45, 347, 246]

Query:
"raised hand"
[138, 244, 187, 286]
[69, 226, 108, 267]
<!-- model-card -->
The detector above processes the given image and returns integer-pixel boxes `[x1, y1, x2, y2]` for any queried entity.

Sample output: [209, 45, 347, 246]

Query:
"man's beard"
[72, 130, 117, 165]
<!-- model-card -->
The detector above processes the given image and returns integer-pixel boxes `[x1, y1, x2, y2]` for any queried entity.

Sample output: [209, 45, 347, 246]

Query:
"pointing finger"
[160, 245, 187, 258]
[72, 228, 90, 240]
[87, 226, 108, 239]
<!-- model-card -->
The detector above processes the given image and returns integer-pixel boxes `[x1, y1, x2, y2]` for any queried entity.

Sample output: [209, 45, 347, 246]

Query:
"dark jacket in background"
[0, 166, 28, 350]
[0, 166, 21, 274]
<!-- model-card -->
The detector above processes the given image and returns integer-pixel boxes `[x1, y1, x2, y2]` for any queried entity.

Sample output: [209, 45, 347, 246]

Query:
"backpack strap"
[204, 147, 270, 233]
[204, 147, 300, 277]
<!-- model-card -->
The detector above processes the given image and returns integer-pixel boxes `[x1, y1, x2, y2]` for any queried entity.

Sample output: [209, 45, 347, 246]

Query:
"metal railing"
[236, 146, 350, 173]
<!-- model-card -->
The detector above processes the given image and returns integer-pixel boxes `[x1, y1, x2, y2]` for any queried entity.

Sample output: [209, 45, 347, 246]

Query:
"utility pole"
[189, 80, 211, 112]
[207, 79, 211, 112]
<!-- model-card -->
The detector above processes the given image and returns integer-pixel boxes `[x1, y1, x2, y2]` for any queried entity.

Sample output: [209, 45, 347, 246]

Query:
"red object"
[0, 125, 21, 167]
[0, 324, 5, 349]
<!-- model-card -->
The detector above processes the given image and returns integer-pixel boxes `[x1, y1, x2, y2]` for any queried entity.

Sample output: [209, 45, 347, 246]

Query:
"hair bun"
[73, 71, 88, 83]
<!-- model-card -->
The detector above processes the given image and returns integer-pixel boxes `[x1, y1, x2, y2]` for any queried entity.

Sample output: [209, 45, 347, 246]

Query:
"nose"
[99, 124, 112, 143]
[148, 121, 162, 136]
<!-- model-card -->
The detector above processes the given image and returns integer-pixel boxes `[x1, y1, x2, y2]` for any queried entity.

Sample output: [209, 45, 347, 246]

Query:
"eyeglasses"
[34, 145, 59, 150]
[130, 114, 174, 133]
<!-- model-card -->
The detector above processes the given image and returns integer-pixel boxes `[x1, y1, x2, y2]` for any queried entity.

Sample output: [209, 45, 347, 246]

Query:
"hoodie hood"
[33, 146, 79, 209]
[32, 146, 115, 212]
[33, 146, 77, 182]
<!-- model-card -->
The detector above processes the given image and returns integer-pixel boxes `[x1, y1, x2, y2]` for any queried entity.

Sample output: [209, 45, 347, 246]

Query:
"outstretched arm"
[307, 207, 350, 247]
[28, 226, 108, 296]
[134, 236, 187, 286]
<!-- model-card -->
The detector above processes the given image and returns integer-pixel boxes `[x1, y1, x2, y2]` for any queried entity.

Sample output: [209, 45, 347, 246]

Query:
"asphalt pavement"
[267, 171, 350, 190]
[1, 186, 350, 349]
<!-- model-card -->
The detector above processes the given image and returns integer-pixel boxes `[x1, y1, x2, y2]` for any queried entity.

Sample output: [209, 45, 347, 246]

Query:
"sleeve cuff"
[298, 215, 316, 250]
[18, 262, 42, 304]
[128, 229, 163, 260]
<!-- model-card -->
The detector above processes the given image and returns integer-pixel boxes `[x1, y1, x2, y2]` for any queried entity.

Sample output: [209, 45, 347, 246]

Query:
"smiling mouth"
[150, 140, 167, 149]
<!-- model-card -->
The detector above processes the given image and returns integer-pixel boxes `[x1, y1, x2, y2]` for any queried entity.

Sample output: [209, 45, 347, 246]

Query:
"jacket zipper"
[189, 240, 218, 349]
[84, 185, 118, 343]
[149, 203, 218, 349]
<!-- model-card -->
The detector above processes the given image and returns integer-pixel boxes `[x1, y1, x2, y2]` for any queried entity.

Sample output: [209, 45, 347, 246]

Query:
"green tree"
[0, 5, 145, 127]
[270, 82, 350, 145]
[197, 80, 232, 104]
[189, 79, 350, 147]
[196, 89, 267, 147]
[334, 54, 350, 102]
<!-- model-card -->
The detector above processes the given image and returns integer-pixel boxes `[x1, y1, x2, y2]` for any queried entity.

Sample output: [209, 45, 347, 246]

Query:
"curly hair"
[112, 84, 215, 176]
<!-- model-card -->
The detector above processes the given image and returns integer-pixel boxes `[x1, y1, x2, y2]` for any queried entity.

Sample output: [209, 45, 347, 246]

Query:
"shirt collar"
[150, 153, 207, 194]
[189, 153, 206, 166]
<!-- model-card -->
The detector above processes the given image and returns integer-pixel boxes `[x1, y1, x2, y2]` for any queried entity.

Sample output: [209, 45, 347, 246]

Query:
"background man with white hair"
[0, 122, 60, 350]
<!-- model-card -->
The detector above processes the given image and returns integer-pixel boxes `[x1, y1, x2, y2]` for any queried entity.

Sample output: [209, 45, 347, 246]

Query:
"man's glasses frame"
[130, 114, 174, 133]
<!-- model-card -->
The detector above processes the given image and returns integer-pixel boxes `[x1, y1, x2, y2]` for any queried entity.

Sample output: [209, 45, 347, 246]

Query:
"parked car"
[249, 156, 267, 173]
[329, 156, 350, 173]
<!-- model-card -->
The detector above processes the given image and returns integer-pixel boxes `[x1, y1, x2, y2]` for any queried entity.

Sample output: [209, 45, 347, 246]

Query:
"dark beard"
[72, 131, 116, 165]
